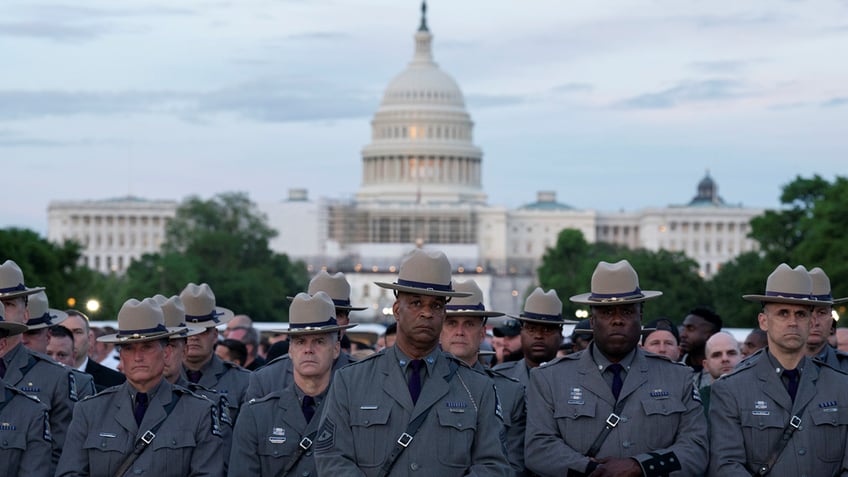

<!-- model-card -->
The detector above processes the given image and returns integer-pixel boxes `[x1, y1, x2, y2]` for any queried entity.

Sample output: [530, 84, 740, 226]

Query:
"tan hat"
[0, 260, 45, 300]
[98, 298, 182, 343]
[809, 267, 846, 305]
[446, 280, 504, 318]
[25, 291, 68, 330]
[0, 301, 28, 335]
[743, 263, 816, 305]
[151, 294, 205, 338]
[513, 287, 576, 325]
[570, 260, 662, 305]
[281, 291, 358, 335]
[179, 283, 235, 328]
[375, 249, 471, 298]
[287, 271, 367, 311]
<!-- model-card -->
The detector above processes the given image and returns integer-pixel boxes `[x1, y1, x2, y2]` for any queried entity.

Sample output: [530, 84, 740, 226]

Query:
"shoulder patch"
[314, 417, 335, 453]
[68, 372, 79, 401]
[692, 386, 702, 403]
[43, 410, 52, 441]
[210, 406, 223, 437]
[493, 384, 504, 422]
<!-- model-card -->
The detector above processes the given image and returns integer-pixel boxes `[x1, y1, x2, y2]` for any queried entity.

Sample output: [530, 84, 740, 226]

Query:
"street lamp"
[86, 299, 101, 315]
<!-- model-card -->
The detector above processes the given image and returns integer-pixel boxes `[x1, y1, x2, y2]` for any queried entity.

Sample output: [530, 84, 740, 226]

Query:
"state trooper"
[440, 279, 528, 476]
[244, 270, 362, 401]
[230, 291, 356, 476]
[314, 249, 510, 476]
[709, 264, 848, 476]
[493, 288, 576, 388]
[0, 260, 95, 472]
[0, 302, 52, 477]
[180, 282, 250, 420]
[805, 267, 848, 370]
[154, 294, 234, 469]
[526, 260, 708, 477]
[21, 290, 68, 353]
[55, 297, 225, 476]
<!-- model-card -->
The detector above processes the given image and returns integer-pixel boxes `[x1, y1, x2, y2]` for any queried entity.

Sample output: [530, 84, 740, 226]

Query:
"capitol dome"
[357, 4, 486, 205]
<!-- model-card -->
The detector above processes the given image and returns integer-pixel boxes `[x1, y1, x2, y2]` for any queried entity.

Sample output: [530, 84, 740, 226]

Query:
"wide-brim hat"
[0, 260, 45, 300]
[179, 283, 235, 328]
[809, 267, 846, 305]
[446, 280, 504, 318]
[0, 302, 28, 335]
[375, 249, 472, 298]
[287, 270, 367, 311]
[511, 287, 577, 325]
[570, 260, 663, 305]
[25, 291, 68, 330]
[151, 294, 205, 338]
[277, 291, 358, 335]
[98, 298, 182, 343]
[743, 263, 817, 306]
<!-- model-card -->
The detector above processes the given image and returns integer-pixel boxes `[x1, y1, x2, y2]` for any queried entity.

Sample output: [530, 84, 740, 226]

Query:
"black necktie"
[783, 369, 799, 403]
[609, 363, 624, 400]
[0, 358, 6, 379]
[186, 370, 202, 383]
[408, 359, 424, 405]
[302, 395, 316, 423]
[134, 393, 149, 426]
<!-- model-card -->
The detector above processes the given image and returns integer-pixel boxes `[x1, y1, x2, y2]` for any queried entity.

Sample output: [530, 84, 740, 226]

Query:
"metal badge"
[568, 387, 584, 405]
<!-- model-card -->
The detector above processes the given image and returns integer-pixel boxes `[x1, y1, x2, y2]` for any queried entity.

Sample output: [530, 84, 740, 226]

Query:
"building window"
[362, 284, 370, 298]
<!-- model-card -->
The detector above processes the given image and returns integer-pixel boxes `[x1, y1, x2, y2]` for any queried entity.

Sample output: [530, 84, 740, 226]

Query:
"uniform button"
[134, 468, 143, 475]
[301, 472, 310, 477]
[171, 439, 177, 445]
[2, 440, 6, 446]
[101, 442, 107, 448]
[306, 451, 312, 456]
[273, 451, 279, 456]
[410, 462, 419, 471]
[798, 448, 806, 455]
[364, 420, 369, 424]
[457, 423, 462, 428]
[622, 441, 631, 449]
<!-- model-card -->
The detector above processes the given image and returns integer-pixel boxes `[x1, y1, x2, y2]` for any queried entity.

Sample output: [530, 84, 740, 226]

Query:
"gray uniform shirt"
[492, 359, 531, 389]
[475, 362, 528, 477]
[184, 354, 250, 420]
[314, 346, 511, 477]
[709, 349, 848, 477]
[526, 346, 708, 477]
[813, 344, 848, 372]
[0, 379, 52, 477]
[229, 385, 325, 477]
[244, 352, 354, 402]
[55, 379, 224, 477]
[1, 343, 95, 470]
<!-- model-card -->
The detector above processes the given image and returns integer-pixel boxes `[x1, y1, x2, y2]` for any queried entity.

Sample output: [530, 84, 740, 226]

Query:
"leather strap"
[112, 392, 181, 477]
[754, 401, 811, 476]
[586, 398, 626, 458]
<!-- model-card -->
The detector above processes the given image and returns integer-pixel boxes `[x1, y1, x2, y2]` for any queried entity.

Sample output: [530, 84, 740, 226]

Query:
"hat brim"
[569, 290, 663, 305]
[375, 282, 472, 298]
[508, 314, 579, 325]
[742, 294, 819, 306]
[184, 307, 235, 328]
[0, 286, 46, 300]
[285, 295, 367, 311]
[446, 310, 505, 318]
[167, 326, 206, 339]
[833, 297, 848, 305]
[278, 323, 358, 335]
[0, 321, 29, 335]
[98, 328, 183, 344]
[26, 309, 69, 330]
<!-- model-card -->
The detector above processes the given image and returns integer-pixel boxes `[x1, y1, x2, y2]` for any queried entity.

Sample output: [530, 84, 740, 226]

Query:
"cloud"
[689, 59, 766, 73]
[687, 12, 782, 29]
[286, 31, 350, 41]
[465, 93, 526, 109]
[552, 82, 594, 93]
[0, 90, 187, 120]
[822, 97, 848, 108]
[615, 79, 752, 109]
[0, 129, 123, 148]
[0, 21, 111, 41]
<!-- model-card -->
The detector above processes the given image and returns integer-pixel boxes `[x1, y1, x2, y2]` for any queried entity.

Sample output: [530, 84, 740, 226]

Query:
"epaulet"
[492, 360, 519, 372]
[184, 382, 216, 394]
[172, 383, 206, 400]
[644, 353, 688, 366]
[834, 349, 848, 361]
[345, 348, 386, 366]
[83, 385, 119, 401]
[264, 354, 291, 367]
[485, 368, 520, 383]
[30, 350, 63, 367]
[718, 351, 760, 381]
[538, 355, 568, 368]
[246, 392, 280, 406]
[5, 383, 41, 403]
[222, 360, 250, 373]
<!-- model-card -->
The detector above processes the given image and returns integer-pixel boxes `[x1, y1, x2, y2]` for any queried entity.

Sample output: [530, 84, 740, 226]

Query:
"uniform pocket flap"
[0, 429, 27, 450]
[809, 406, 848, 427]
[554, 400, 596, 420]
[436, 405, 477, 432]
[641, 397, 687, 416]
[740, 409, 786, 429]
[83, 432, 125, 452]
[151, 430, 197, 450]
[351, 405, 391, 428]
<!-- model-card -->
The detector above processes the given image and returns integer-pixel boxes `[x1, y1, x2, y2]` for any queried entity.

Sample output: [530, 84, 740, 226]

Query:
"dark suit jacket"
[85, 358, 125, 392]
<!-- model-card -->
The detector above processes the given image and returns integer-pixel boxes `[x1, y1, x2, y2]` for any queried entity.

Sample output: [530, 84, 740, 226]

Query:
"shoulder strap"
[753, 400, 813, 476]
[585, 398, 626, 458]
[278, 411, 323, 477]
[377, 359, 459, 477]
[112, 391, 182, 477]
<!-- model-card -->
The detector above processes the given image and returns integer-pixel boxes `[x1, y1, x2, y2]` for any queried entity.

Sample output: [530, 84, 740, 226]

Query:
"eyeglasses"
[522, 323, 562, 336]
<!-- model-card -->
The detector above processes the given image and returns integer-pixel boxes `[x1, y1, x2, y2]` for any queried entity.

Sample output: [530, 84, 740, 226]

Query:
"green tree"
[124, 192, 309, 321]
[708, 251, 772, 329]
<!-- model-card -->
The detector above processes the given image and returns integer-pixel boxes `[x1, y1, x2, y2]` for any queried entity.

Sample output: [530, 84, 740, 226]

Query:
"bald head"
[703, 332, 742, 381]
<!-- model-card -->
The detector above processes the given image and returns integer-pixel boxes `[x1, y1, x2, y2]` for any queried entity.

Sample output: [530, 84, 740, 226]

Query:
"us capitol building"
[48, 7, 762, 317]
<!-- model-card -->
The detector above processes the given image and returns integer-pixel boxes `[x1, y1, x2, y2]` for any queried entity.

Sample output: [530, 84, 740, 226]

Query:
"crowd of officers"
[0, 251, 846, 476]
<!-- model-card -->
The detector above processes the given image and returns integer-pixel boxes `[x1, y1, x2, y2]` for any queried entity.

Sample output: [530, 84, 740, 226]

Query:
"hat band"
[589, 287, 643, 302]
[332, 298, 352, 307]
[446, 302, 485, 311]
[186, 310, 224, 324]
[812, 293, 833, 302]
[118, 324, 168, 336]
[521, 310, 563, 322]
[765, 290, 812, 300]
[290, 317, 338, 330]
[396, 278, 453, 292]
[27, 313, 56, 327]
[0, 283, 26, 294]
